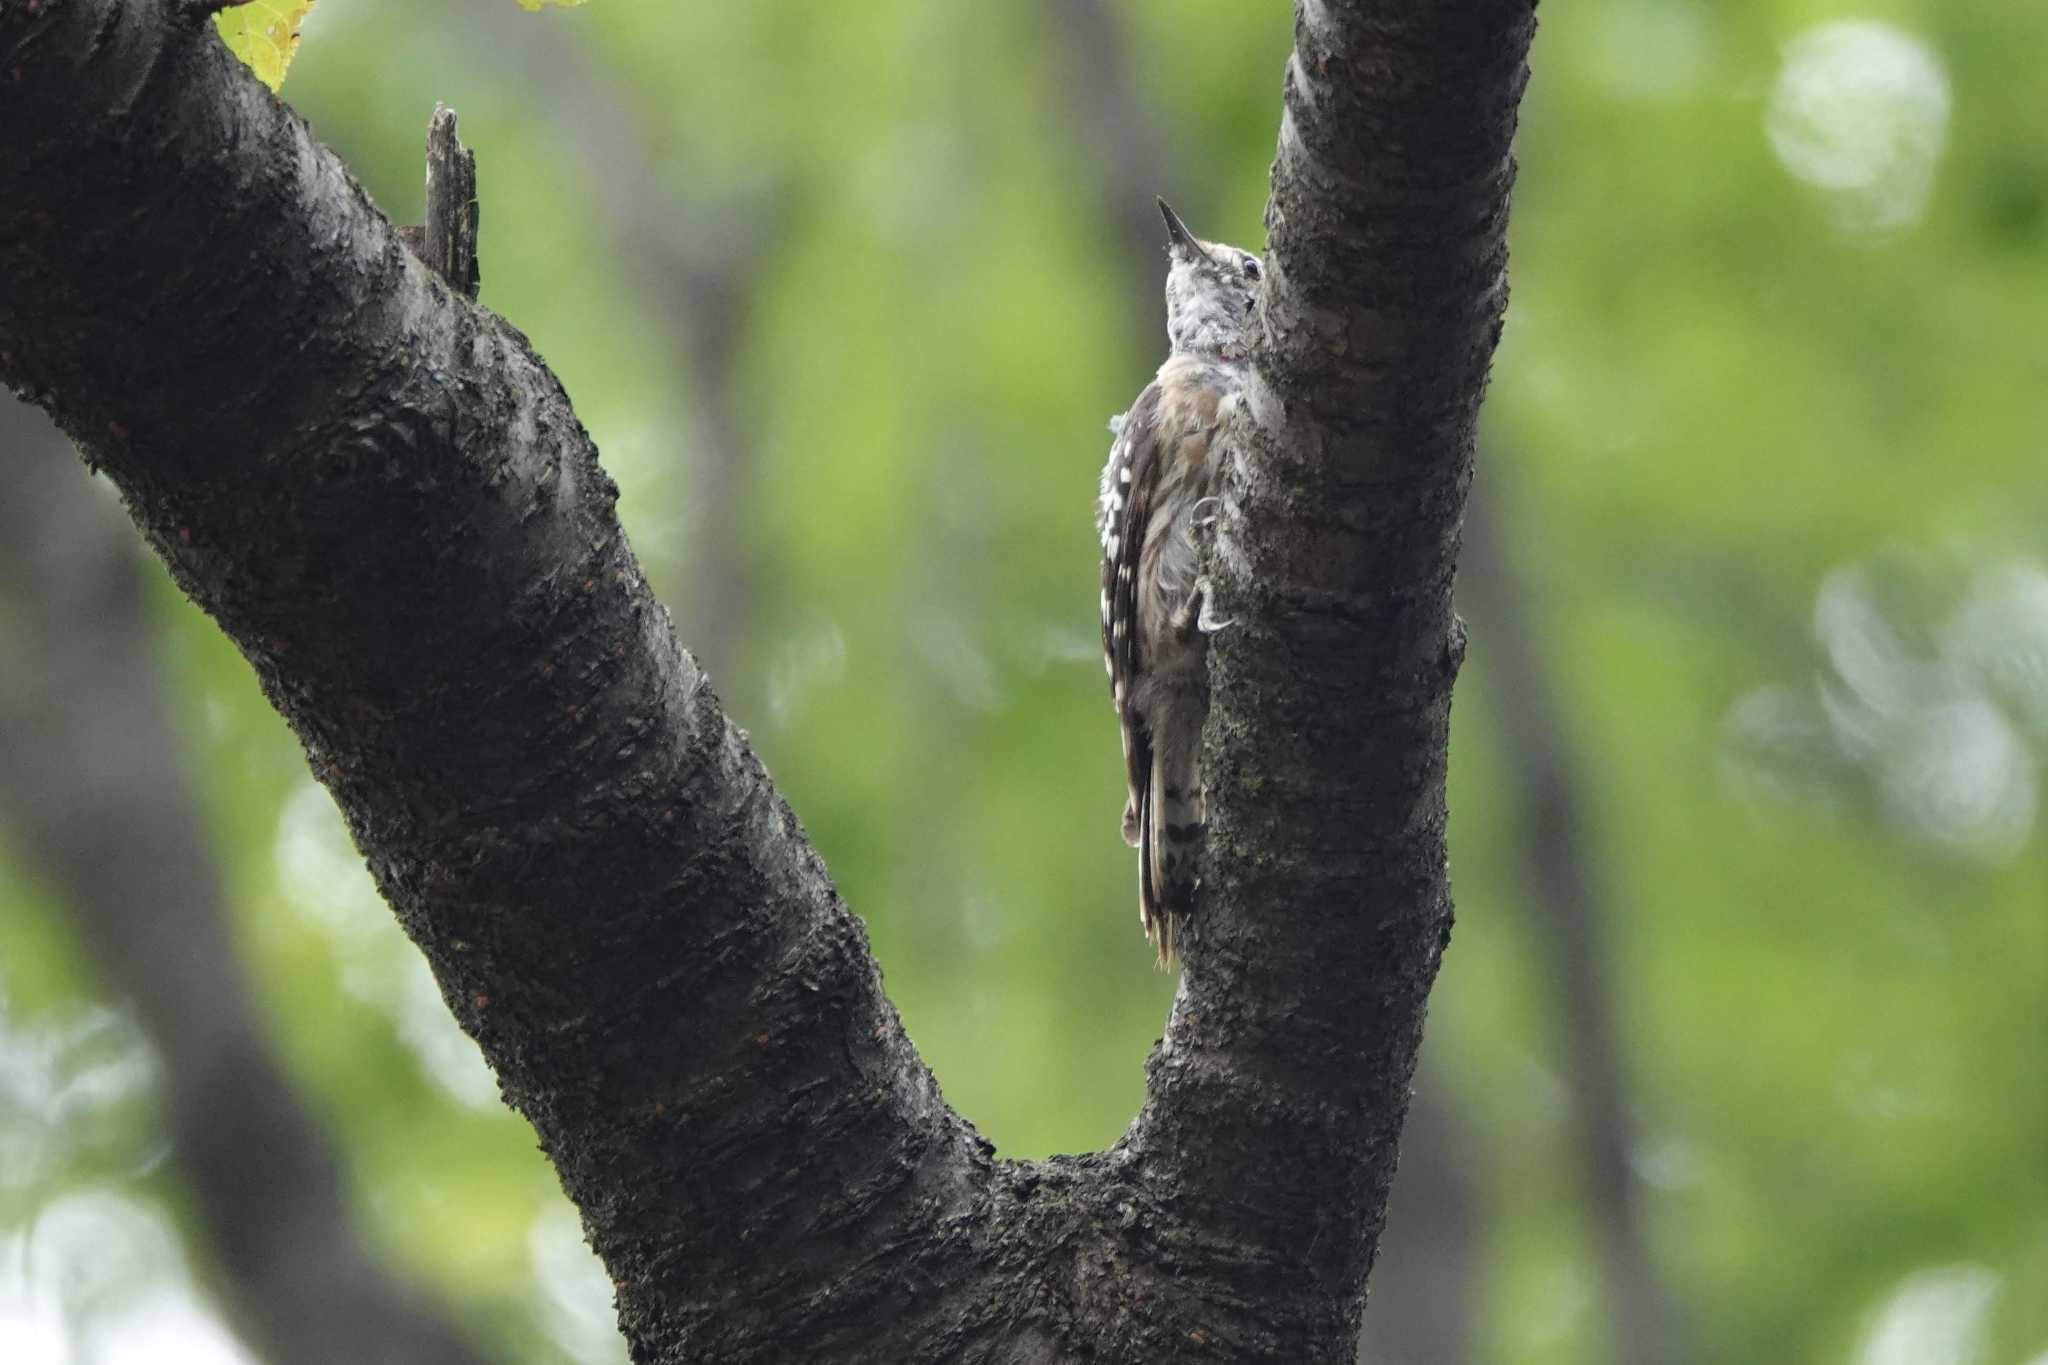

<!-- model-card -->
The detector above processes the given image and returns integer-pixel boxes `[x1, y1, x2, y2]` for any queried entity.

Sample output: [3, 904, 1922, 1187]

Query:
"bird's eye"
[1241, 254, 1262, 280]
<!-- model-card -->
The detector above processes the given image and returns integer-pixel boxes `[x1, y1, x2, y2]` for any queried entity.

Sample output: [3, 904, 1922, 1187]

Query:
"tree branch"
[1042, 2, 1494, 1355]
[1118, 0, 1532, 1347]
[0, 397, 498, 1365]
[0, 1, 1534, 1359]
[1, 6, 979, 1357]
[394, 104, 482, 300]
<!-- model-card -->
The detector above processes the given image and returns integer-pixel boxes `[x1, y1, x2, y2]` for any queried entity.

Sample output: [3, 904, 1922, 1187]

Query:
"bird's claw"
[1178, 575, 1234, 637]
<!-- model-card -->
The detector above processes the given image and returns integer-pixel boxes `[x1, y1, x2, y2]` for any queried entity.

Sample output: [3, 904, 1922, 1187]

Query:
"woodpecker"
[1099, 198, 1260, 967]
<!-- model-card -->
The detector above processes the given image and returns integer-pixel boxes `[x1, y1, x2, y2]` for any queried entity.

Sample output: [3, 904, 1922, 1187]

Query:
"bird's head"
[1158, 197, 1261, 358]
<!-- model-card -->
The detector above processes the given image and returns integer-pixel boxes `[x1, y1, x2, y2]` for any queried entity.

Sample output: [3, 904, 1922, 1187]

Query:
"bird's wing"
[1101, 381, 1164, 848]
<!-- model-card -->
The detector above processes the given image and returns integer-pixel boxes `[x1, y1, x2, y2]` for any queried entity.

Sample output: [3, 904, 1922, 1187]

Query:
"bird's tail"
[1139, 746, 1202, 969]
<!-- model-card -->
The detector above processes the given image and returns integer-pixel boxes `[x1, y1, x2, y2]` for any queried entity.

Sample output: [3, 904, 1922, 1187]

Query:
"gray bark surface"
[0, 1, 1534, 1359]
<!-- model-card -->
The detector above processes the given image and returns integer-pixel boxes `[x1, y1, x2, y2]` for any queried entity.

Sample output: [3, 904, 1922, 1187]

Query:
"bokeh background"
[3, 1, 2044, 1362]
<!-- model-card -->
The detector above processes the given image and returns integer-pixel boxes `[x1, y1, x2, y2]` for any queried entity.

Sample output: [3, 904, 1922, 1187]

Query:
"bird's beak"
[1157, 197, 1198, 258]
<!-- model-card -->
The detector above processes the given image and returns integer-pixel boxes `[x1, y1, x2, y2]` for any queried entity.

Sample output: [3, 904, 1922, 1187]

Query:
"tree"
[0, 0, 1536, 1359]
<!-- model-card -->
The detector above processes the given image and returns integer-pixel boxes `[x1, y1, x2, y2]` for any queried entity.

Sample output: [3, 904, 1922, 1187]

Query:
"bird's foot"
[1177, 576, 1234, 637]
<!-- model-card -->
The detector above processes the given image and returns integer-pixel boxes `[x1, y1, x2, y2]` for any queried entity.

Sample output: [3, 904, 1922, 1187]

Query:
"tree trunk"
[0, 1, 1534, 1359]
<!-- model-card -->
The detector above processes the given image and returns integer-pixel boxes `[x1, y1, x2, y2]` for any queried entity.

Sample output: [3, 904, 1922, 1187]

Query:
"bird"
[1098, 198, 1261, 967]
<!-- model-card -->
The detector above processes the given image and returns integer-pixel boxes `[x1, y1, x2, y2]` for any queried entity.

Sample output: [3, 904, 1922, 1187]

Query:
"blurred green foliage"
[3, 1, 2044, 1362]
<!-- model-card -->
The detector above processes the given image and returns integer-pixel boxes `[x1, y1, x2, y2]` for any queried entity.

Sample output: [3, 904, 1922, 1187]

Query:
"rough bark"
[1135, 0, 1531, 1348]
[392, 103, 481, 302]
[1042, 4, 1488, 1357]
[0, 1, 1534, 1360]
[0, 398, 497, 1365]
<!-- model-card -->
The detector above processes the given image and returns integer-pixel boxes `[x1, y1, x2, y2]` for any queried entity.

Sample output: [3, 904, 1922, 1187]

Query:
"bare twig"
[397, 106, 481, 299]
[424, 104, 482, 299]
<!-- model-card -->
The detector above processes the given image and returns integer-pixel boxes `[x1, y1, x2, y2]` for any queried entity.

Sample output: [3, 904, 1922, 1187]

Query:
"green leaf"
[214, 1, 318, 92]
[512, 0, 591, 10]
